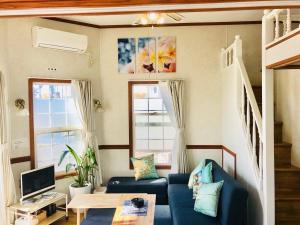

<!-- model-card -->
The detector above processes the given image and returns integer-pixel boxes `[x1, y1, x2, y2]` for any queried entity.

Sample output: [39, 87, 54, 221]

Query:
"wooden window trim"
[128, 81, 171, 170]
[28, 78, 76, 179]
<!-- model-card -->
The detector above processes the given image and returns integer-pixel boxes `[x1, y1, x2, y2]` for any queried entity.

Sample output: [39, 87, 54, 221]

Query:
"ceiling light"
[157, 16, 165, 24]
[140, 16, 148, 25]
[148, 12, 159, 21]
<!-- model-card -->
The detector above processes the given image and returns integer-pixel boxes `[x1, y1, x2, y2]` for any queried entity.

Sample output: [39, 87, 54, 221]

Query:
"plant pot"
[69, 182, 92, 213]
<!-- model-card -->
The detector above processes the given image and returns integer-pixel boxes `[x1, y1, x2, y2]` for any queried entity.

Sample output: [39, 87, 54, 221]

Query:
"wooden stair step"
[274, 121, 283, 143]
[276, 198, 300, 225]
[252, 86, 262, 104]
[275, 166, 300, 193]
[276, 189, 300, 199]
[274, 142, 292, 168]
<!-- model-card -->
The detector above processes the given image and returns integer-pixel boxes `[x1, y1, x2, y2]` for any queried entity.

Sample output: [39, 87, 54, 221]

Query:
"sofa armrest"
[168, 173, 190, 184]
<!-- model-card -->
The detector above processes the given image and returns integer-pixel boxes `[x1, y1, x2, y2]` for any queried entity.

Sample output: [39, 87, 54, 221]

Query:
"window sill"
[155, 165, 171, 170]
[55, 171, 77, 180]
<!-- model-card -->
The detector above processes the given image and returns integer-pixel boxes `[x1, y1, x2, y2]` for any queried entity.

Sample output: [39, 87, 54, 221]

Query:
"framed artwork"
[137, 37, 156, 73]
[118, 38, 136, 74]
[158, 36, 176, 73]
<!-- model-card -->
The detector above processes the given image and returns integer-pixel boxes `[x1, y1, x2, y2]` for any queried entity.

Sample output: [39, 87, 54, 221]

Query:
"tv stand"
[9, 192, 68, 225]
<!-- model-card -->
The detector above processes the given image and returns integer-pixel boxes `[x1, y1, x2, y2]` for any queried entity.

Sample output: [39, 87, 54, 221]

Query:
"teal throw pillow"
[194, 180, 224, 217]
[188, 159, 206, 189]
[131, 154, 159, 181]
[192, 162, 213, 198]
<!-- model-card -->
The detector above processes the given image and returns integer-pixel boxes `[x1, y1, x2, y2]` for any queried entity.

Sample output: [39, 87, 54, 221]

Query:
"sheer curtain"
[71, 80, 103, 186]
[0, 73, 16, 225]
[159, 80, 189, 173]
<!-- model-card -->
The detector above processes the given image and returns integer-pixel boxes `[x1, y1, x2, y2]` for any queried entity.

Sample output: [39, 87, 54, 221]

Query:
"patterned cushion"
[188, 159, 206, 189]
[192, 162, 213, 198]
[131, 154, 159, 181]
[194, 181, 224, 217]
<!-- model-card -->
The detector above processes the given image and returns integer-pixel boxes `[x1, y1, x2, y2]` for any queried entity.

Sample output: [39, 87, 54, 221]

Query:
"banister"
[236, 56, 262, 137]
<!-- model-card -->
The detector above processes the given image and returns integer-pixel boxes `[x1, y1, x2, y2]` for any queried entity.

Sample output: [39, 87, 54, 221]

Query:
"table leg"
[77, 209, 81, 225]
[84, 209, 87, 219]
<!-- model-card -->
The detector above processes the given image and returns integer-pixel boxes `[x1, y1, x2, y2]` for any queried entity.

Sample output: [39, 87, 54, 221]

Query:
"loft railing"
[222, 36, 263, 188]
[265, 9, 299, 48]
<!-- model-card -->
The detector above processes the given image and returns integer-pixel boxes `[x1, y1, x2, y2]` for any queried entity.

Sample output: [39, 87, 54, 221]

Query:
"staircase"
[252, 86, 300, 225]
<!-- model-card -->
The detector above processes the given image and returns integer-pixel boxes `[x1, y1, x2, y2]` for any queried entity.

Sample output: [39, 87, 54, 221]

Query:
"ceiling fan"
[132, 12, 184, 26]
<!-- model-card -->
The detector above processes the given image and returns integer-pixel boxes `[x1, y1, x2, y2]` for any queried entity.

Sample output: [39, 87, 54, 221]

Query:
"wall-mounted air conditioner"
[32, 26, 88, 53]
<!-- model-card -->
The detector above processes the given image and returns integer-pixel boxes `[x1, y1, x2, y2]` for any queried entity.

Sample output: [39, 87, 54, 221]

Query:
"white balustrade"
[265, 9, 294, 46]
[221, 36, 263, 186]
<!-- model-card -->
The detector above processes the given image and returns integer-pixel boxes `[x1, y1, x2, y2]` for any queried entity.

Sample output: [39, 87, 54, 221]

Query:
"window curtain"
[0, 73, 16, 225]
[71, 80, 102, 186]
[159, 80, 189, 173]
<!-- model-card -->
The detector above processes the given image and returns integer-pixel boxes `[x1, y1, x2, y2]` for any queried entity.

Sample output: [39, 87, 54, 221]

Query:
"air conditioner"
[32, 26, 88, 53]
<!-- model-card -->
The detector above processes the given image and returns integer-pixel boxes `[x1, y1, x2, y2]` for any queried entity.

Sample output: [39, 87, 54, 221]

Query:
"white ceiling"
[60, 10, 266, 26]
[58, 9, 300, 27]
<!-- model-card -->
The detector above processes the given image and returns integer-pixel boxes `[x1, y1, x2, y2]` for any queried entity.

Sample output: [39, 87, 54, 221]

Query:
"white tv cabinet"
[9, 192, 68, 225]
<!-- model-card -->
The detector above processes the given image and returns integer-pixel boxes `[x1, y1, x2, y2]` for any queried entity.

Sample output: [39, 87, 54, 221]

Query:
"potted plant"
[58, 145, 98, 200]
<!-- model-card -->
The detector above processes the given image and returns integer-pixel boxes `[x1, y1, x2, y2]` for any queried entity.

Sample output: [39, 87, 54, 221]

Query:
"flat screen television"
[21, 165, 55, 201]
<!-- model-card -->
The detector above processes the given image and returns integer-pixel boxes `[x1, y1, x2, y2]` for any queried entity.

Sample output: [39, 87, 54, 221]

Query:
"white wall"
[221, 65, 263, 225]
[98, 25, 225, 181]
[98, 24, 262, 182]
[275, 70, 300, 167]
[1, 18, 262, 216]
[2, 17, 101, 197]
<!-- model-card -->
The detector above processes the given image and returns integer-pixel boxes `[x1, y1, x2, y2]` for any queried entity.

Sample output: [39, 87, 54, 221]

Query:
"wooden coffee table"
[67, 193, 156, 225]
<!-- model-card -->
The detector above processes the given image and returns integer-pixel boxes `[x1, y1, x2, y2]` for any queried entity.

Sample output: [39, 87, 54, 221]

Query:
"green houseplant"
[58, 145, 98, 198]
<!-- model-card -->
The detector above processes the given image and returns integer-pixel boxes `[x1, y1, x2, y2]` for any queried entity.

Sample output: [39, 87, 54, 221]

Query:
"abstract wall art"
[118, 38, 136, 74]
[158, 36, 176, 73]
[137, 37, 156, 73]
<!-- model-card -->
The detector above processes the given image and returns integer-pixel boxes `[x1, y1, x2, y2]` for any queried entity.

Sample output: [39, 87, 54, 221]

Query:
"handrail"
[221, 36, 263, 187]
[236, 57, 262, 137]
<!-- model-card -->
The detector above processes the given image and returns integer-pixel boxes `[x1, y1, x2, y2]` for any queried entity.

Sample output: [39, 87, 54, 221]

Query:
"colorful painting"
[158, 36, 176, 73]
[118, 38, 136, 74]
[137, 37, 156, 73]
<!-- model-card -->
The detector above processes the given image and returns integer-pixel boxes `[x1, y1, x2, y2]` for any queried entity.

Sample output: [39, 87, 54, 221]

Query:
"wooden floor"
[53, 211, 81, 225]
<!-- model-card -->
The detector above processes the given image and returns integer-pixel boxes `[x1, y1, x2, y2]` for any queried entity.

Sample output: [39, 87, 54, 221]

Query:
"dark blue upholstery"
[168, 160, 248, 225]
[80, 208, 115, 225]
[106, 177, 168, 205]
[172, 207, 220, 225]
[81, 206, 172, 225]
[154, 205, 173, 225]
[168, 173, 190, 184]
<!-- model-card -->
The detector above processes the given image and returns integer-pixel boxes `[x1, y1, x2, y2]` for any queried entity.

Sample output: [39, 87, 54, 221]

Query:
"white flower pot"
[69, 182, 92, 213]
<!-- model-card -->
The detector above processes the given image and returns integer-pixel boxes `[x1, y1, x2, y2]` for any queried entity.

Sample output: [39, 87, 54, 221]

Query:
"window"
[29, 79, 84, 175]
[129, 81, 175, 169]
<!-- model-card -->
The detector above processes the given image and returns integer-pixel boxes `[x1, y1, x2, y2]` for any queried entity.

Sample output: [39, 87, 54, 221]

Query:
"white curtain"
[0, 73, 16, 225]
[71, 80, 102, 186]
[159, 80, 189, 173]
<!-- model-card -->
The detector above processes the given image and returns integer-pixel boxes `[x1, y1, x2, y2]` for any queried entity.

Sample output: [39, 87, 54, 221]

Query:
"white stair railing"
[265, 9, 299, 48]
[222, 36, 263, 187]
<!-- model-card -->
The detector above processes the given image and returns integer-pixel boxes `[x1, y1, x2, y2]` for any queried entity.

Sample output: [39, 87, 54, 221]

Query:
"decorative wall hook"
[93, 99, 104, 112]
[15, 98, 25, 110]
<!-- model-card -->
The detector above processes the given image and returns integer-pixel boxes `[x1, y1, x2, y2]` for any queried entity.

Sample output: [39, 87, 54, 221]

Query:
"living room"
[1, 1, 300, 225]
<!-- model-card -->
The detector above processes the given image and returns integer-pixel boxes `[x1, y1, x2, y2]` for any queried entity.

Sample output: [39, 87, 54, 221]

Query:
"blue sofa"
[168, 160, 248, 225]
[81, 160, 248, 225]
[106, 177, 168, 205]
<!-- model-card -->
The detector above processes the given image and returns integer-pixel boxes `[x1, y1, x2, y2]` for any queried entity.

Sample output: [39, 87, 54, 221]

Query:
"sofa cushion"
[81, 206, 172, 225]
[168, 184, 194, 208]
[131, 154, 159, 180]
[81, 208, 115, 225]
[194, 181, 224, 217]
[172, 207, 220, 225]
[154, 205, 173, 225]
[208, 160, 248, 225]
[107, 177, 168, 205]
